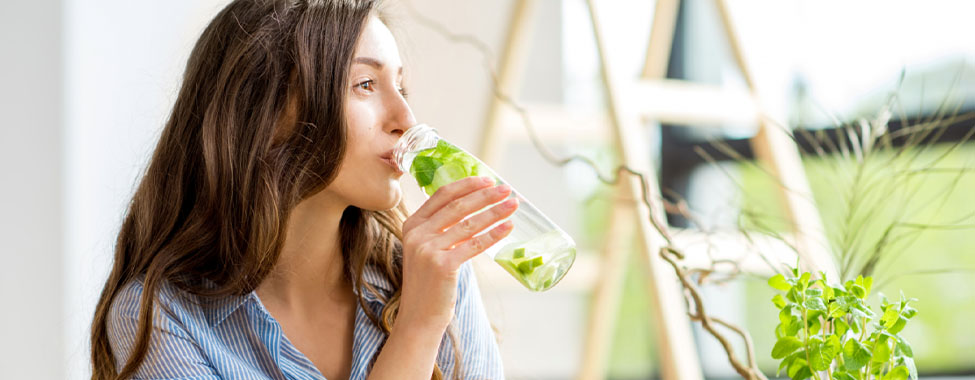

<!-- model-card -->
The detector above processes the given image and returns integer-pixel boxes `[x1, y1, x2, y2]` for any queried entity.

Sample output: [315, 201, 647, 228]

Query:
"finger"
[424, 183, 512, 234]
[436, 197, 518, 248]
[412, 176, 495, 220]
[448, 220, 514, 267]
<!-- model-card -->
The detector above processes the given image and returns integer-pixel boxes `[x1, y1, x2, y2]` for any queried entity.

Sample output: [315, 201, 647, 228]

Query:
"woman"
[89, 0, 518, 379]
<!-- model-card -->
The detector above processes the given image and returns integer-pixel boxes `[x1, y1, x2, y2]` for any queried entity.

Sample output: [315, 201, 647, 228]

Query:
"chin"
[357, 183, 402, 211]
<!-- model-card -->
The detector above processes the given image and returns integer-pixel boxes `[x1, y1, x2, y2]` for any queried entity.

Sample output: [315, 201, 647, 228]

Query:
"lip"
[380, 150, 403, 175]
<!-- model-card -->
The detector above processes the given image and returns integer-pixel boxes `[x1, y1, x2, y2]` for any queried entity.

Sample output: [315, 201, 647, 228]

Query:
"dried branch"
[405, 2, 770, 378]
[660, 247, 767, 380]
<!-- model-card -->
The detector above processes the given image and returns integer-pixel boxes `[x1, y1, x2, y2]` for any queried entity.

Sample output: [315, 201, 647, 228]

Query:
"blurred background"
[2, 0, 973, 379]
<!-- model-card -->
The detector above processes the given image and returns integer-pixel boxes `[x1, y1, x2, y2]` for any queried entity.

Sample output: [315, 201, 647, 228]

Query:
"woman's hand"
[397, 176, 518, 332]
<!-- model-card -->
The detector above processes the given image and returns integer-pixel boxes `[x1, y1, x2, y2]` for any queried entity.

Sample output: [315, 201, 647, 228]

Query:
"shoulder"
[106, 275, 203, 345]
[110, 275, 197, 321]
[104, 276, 223, 377]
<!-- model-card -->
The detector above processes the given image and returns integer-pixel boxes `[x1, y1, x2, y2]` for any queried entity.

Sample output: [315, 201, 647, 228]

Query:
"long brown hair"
[89, 1, 462, 379]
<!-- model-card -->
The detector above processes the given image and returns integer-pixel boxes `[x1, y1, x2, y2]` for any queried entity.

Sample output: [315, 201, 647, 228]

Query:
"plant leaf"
[901, 356, 918, 380]
[789, 358, 812, 380]
[851, 284, 866, 299]
[882, 306, 900, 327]
[805, 297, 827, 311]
[799, 272, 811, 291]
[843, 338, 871, 370]
[809, 335, 841, 371]
[777, 351, 799, 376]
[410, 156, 443, 186]
[769, 274, 792, 291]
[833, 370, 857, 380]
[901, 306, 918, 319]
[872, 339, 892, 363]
[896, 336, 914, 358]
[882, 366, 909, 380]
[772, 294, 788, 309]
[888, 316, 907, 334]
[834, 317, 849, 338]
[772, 336, 804, 359]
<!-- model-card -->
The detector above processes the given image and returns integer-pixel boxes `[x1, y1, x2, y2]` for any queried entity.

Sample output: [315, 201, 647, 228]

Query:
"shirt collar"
[203, 264, 395, 327]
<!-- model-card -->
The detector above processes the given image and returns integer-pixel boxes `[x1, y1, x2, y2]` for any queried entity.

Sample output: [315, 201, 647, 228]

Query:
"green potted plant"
[769, 271, 917, 380]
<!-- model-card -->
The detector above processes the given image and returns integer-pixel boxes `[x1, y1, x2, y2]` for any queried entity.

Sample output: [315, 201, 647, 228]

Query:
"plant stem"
[802, 306, 822, 380]
[860, 317, 869, 379]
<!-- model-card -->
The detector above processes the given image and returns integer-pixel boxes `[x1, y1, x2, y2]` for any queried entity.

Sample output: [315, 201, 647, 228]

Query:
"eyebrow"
[353, 57, 403, 74]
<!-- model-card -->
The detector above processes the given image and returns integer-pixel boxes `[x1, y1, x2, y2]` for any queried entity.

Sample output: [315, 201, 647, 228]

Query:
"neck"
[257, 190, 355, 316]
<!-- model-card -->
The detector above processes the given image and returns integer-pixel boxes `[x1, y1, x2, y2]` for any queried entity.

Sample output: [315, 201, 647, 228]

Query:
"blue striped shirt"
[107, 261, 505, 379]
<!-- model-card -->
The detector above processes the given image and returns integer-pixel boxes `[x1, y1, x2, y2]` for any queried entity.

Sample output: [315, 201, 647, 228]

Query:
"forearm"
[367, 320, 446, 380]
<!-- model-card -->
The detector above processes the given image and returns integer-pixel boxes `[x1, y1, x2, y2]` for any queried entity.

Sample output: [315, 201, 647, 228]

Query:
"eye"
[398, 85, 409, 99]
[356, 80, 375, 92]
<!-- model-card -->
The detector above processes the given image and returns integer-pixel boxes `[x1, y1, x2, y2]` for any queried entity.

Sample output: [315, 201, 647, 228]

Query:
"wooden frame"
[475, 1, 838, 379]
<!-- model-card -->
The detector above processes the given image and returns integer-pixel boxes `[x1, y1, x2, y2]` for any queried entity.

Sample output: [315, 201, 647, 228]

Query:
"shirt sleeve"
[106, 278, 221, 380]
[438, 260, 506, 380]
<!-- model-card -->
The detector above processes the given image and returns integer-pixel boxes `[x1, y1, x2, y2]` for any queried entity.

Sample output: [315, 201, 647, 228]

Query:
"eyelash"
[356, 79, 409, 99]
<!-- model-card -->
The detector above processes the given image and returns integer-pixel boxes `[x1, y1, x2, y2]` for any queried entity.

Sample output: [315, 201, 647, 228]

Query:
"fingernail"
[481, 176, 495, 185]
[496, 184, 510, 193]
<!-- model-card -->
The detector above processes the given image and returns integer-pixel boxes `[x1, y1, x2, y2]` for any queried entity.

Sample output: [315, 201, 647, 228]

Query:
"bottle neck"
[392, 123, 441, 173]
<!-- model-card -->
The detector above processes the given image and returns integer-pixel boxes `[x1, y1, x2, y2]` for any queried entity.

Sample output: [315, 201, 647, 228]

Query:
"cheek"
[345, 98, 378, 133]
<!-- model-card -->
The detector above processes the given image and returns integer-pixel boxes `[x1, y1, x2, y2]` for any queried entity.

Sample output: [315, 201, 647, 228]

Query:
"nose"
[384, 92, 416, 138]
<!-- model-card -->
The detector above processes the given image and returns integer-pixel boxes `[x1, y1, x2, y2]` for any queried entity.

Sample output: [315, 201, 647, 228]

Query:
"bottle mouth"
[392, 123, 438, 173]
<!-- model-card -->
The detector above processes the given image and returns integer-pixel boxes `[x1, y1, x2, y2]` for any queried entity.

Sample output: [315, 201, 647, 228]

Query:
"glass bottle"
[393, 124, 576, 292]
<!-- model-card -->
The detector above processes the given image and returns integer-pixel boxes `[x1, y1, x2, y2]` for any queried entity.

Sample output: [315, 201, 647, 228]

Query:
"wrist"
[394, 312, 449, 336]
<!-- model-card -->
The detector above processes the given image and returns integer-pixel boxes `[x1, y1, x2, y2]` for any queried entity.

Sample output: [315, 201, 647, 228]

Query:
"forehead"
[352, 16, 402, 69]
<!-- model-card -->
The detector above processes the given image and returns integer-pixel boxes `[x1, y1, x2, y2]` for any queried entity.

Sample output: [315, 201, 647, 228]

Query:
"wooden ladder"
[475, 1, 839, 379]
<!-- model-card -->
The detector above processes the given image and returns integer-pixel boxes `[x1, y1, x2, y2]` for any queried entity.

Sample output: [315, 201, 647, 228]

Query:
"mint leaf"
[772, 294, 788, 309]
[872, 339, 892, 363]
[882, 306, 900, 327]
[896, 336, 914, 358]
[834, 317, 849, 337]
[788, 358, 812, 380]
[833, 371, 856, 380]
[769, 274, 791, 291]
[889, 316, 907, 334]
[772, 336, 803, 359]
[843, 338, 871, 370]
[804, 297, 827, 311]
[809, 335, 840, 371]
[411, 156, 442, 186]
[851, 284, 866, 298]
[882, 366, 909, 380]
[901, 306, 918, 319]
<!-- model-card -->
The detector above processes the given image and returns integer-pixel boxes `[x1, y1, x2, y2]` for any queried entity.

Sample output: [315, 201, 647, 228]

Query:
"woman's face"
[323, 16, 415, 211]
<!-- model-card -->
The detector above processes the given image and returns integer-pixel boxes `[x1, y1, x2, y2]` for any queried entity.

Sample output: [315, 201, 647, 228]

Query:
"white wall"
[0, 1, 65, 379]
[61, 1, 232, 378]
[1, 1, 576, 378]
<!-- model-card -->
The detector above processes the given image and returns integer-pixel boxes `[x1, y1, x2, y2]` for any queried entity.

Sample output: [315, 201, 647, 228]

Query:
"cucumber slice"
[516, 255, 544, 275]
[542, 278, 553, 289]
[533, 263, 558, 290]
[410, 156, 442, 186]
[450, 153, 480, 175]
[429, 162, 467, 192]
[512, 248, 525, 259]
[516, 260, 534, 274]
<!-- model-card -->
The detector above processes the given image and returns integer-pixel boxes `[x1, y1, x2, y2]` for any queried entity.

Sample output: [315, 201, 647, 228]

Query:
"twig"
[405, 3, 773, 378]
[660, 246, 768, 380]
